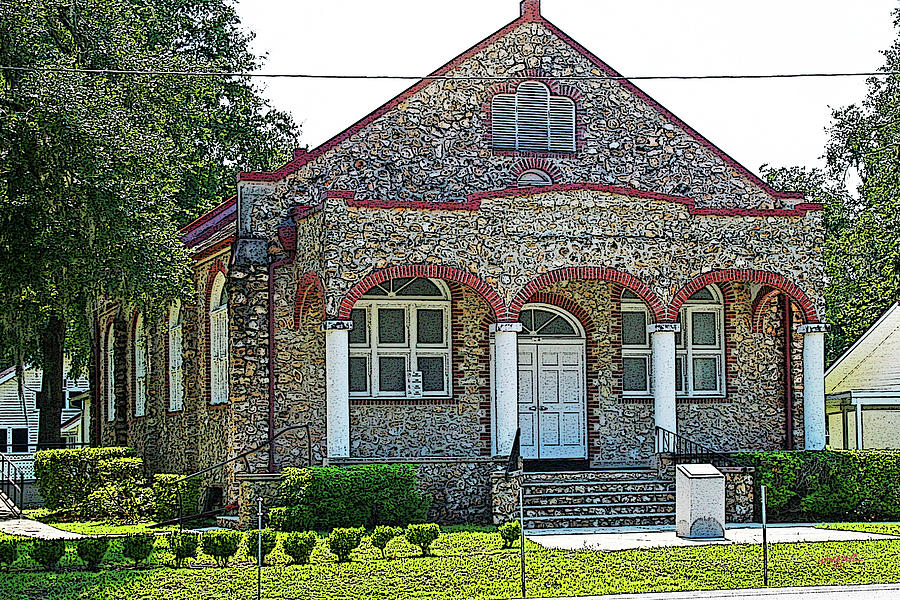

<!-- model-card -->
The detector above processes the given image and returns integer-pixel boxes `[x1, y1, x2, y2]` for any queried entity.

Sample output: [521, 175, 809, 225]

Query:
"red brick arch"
[668, 269, 820, 323]
[293, 271, 325, 327]
[508, 267, 666, 322]
[337, 264, 504, 321]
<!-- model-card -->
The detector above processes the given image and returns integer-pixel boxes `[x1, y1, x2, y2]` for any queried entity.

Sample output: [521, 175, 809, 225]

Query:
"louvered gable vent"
[490, 81, 575, 153]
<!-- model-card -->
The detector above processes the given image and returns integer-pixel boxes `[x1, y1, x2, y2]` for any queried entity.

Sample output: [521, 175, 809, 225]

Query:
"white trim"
[134, 314, 148, 417]
[209, 272, 229, 405]
[168, 302, 184, 412]
[106, 324, 116, 422]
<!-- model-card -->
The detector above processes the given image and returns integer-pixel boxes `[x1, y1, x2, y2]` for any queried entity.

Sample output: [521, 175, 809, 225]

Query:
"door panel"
[517, 347, 538, 459]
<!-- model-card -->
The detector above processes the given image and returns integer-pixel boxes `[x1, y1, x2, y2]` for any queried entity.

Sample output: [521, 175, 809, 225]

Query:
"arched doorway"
[516, 304, 587, 459]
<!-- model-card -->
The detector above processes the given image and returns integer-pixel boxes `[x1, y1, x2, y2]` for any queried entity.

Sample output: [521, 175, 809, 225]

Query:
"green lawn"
[1, 526, 900, 599]
[818, 522, 900, 537]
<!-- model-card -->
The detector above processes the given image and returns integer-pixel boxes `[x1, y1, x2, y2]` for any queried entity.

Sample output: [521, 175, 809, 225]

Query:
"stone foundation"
[236, 472, 283, 529]
[720, 466, 756, 523]
[490, 470, 522, 525]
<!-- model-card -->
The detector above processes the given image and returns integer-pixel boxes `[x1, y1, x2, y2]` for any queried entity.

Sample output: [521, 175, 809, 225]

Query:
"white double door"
[517, 343, 587, 459]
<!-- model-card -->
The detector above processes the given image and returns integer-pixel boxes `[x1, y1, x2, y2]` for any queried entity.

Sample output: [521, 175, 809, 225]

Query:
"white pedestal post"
[323, 320, 352, 459]
[798, 323, 829, 450]
[492, 322, 522, 456]
[649, 323, 680, 449]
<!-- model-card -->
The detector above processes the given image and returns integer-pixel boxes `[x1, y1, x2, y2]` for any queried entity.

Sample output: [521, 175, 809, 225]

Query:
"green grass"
[0, 527, 899, 599]
[49, 521, 177, 536]
[817, 522, 900, 537]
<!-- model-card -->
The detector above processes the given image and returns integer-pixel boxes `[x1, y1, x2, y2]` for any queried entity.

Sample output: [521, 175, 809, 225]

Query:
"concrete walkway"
[0, 518, 86, 540]
[528, 523, 900, 552]
[531, 582, 900, 600]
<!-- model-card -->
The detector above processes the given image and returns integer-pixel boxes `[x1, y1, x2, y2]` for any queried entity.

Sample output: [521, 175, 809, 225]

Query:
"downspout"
[783, 294, 794, 450]
[267, 222, 298, 473]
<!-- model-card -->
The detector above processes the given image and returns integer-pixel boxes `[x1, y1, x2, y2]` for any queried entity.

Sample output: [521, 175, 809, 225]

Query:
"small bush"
[0, 539, 18, 569]
[122, 533, 155, 566]
[269, 506, 308, 532]
[30, 539, 66, 570]
[326, 527, 365, 563]
[244, 529, 278, 565]
[499, 521, 521, 549]
[34, 447, 134, 510]
[405, 523, 440, 557]
[370, 525, 402, 559]
[83, 481, 155, 523]
[201, 531, 242, 567]
[76, 537, 109, 570]
[282, 531, 317, 565]
[152, 475, 202, 522]
[169, 532, 199, 568]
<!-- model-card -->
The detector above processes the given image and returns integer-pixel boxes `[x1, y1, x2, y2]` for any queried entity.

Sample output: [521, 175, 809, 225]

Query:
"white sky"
[235, 0, 896, 176]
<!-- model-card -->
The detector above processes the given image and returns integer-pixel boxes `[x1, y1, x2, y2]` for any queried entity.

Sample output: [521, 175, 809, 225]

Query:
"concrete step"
[524, 491, 676, 505]
[524, 512, 675, 529]
[0, 490, 19, 520]
[524, 469, 659, 483]
[524, 480, 674, 495]
[525, 501, 675, 518]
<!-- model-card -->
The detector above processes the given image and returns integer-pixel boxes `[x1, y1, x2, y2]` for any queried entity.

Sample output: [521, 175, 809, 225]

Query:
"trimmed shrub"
[201, 531, 242, 567]
[268, 507, 301, 532]
[405, 523, 440, 557]
[152, 475, 202, 522]
[499, 521, 521, 549]
[282, 531, 317, 565]
[275, 465, 430, 531]
[244, 529, 278, 565]
[76, 537, 109, 570]
[0, 538, 18, 570]
[326, 527, 365, 563]
[734, 450, 900, 522]
[83, 481, 156, 523]
[30, 539, 66, 570]
[122, 533, 155, 566]
[370, 525, 402, 559]
[169, 532, 199, 568]
[34, 447, 134, 509]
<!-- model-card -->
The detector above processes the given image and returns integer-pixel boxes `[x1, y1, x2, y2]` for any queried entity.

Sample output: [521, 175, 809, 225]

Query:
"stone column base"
[236, 472, 283, 530]
[490, 470, 522, 526]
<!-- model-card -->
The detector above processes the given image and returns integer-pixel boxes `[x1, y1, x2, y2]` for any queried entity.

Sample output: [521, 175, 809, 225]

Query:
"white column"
[855, 402, 864, 450]
[798, 323, 829, 450]
[649, 323, 680, 445]
[491, 322, 522, 456]
[323, 320, 352, 459]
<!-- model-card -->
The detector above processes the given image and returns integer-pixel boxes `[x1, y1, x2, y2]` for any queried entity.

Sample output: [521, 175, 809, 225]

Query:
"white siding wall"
[0, 364, 87, 449]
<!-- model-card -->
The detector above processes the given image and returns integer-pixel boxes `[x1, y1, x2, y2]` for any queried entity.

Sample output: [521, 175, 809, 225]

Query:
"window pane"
[349, 357, 368, 393]
[397, 278, 442, 297]
[417, 309, 444, 344]
[693, 357, 719, 391]
[532, 309, 554, 332]
[0, 429, 7, 453]
[349, 309, 367, 345]
[689, 287, 715, 301]
[623, 357, 648, 392]
[417, 356, 445, 393]
[378, 309, 406, 344]
[622, 312, 647, 346]
[378, 357, 406, 392]
[691, 312, 717, 346]
[11, 428, 28, 453]
[540, 316, 577, 336]
[520, 310, 534, 333]
[675, 356, 684, 392]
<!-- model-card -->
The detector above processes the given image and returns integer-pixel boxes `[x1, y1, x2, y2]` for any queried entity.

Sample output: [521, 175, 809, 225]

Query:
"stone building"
[92, 0, 828, 526]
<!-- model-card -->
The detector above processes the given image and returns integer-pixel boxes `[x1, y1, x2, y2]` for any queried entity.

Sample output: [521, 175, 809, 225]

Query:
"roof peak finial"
[520, 0, 540, 20]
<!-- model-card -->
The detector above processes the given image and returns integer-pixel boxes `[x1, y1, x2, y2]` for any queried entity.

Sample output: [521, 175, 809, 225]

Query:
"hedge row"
[734, 449, 900, 522]
[272, 464, 431, 531]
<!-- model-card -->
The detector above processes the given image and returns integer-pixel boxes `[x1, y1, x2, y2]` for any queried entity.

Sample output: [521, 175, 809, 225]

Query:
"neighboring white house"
[825, 301, 900, 449]
[0, 362, 89, 478]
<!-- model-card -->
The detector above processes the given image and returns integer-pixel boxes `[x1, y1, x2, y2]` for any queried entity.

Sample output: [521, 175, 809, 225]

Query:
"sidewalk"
[0, 518, 85, 540]
[528, 523, 899, 552]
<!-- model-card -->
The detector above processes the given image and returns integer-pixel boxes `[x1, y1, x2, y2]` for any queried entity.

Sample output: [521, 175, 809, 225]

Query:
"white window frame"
[106, 324, 116, 421]
[349, 279, 451, 399]
[168, 301, 185, 412]
[676, 287, 726, 397]
[491, 81, 576, 153]
[210, 273, 230, 405]
[134, 314, 148, 417]
[621, 296, 652, 396]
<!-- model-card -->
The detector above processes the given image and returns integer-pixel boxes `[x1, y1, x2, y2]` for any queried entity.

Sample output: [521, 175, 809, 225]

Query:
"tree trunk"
[36, 313, 66, 449]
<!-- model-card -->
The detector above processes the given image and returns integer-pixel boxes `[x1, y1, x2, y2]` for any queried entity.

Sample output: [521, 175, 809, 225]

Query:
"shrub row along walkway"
[0, 519, 86, 540]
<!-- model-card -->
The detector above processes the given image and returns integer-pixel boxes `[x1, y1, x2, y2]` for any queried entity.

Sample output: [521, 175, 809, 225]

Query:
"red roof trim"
[180, 195, 236, 235]
[234, 10, 803, 203]
[181, 196, 237, 248]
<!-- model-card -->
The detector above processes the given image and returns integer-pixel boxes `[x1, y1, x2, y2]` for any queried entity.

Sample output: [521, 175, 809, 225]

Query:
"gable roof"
[826, 301, 900, 395]
[237, 1, 802, 202]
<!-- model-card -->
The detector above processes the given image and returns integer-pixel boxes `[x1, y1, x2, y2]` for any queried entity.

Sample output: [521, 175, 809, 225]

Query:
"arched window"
[106, 324, 116, 422]
[491, 81, 575, 153]
[621, 289, 651, 395]
[209, 273, 229, 405]
[676, 286, 725, 396]
[134, 314, 148, 417]
[349, 277, 451, 398]
[168, 301, 184, 412]
[519, 306, 582, 338]
[517, 169, 553, 187]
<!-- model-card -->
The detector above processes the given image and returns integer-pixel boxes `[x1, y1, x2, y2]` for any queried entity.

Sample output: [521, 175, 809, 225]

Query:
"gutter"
[266, 222, 298, 473]
[783, 294, 794, 450]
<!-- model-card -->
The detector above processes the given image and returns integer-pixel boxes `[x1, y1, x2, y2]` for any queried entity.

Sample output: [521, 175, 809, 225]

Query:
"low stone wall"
[490, 470, 521, 525]
[236, 472, 283, 529]
[331, 457, 504, 525]
[720, 467, 755, 523]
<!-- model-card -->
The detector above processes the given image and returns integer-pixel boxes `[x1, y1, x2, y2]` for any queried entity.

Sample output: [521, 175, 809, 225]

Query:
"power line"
[2, 65, 900, 81]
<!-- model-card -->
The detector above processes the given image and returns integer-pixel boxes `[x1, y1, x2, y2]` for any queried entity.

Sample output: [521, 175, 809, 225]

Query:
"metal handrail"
[0, 452, 25, 517]
[654, 426, 742, 468]
[505, 428, 522, 480]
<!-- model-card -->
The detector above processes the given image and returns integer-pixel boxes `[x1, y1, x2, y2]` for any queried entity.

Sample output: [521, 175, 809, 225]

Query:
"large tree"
[0, 0, 298, 445]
